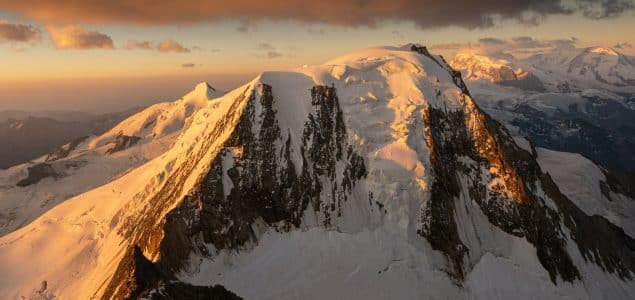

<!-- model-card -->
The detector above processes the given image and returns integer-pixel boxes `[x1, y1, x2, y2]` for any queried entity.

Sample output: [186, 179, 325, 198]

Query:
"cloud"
[614, 42, 633, 49]
[0, 20, 41, 42]
[478, 37, 507, 45]
[307, 28, 326, 35]
[254, 42, 283, 59]
[125, 39, 192, 53]
[126, 39, 152, 50]
[429, 42, 465, 51]
[391, 30, 405, 41]
[257, 42, 275, 51]
[157, 39, 190, 53]
[181, 63, 196, 68]
[576, 0, 635, 19]
[47, 25, 113, 49]
[266, 51, 282, 58]
[1, 1, 633, 29]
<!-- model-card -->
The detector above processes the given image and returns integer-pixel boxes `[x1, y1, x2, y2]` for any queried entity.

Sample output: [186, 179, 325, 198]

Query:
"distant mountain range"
[451, 46, 635, 173]
[0, 108, 141, 169]
[451, 46, 635, 95]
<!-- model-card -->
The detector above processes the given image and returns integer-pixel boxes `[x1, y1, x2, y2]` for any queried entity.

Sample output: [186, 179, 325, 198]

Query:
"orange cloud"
[125, 39, 191, 53]
[156, 39, 190, 53]
[1, 1, 632, 29]
[0, 20, 41, 42]
[47, 25, 113, 49]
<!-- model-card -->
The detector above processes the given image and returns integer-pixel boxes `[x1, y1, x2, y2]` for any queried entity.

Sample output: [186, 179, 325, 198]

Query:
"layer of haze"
[0, 74, 253, 112]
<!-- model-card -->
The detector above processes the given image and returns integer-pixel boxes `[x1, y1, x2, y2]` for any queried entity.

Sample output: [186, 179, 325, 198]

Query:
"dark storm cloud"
[576, 0, 635, 19]
[0, 1, 633, 29]
[0, 20, 41, 42]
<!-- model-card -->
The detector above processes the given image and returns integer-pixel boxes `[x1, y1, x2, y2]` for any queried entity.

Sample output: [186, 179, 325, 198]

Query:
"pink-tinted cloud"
[0, 20, 41, 42]
[0, 1, 632, 29]
[125, 39, 193, 53]
[47, 25, 113, 49]
[157, 39, 190, 53]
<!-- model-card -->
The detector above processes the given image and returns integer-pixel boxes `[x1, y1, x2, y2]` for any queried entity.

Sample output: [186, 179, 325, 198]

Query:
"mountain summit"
[1, 45, 634, 299]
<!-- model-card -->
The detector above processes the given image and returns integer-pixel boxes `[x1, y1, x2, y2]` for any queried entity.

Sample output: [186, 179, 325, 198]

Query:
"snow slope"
[0, 45, 633, 300]
[537, 147, 635, 237]
[0, 82, 222, 237]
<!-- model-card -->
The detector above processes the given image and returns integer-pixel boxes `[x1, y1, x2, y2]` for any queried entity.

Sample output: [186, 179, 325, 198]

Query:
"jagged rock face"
[419, 102, 579, 283]
[418, 66, 635, 283]
[104, 84, 367, 298]
[192, 84, 365, 251]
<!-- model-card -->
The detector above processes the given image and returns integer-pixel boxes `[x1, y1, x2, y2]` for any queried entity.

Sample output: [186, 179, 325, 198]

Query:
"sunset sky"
[1, 0, 634, 112]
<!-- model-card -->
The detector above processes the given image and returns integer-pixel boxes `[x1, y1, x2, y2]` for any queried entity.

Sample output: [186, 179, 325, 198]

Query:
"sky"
[1, 0, 634, 113]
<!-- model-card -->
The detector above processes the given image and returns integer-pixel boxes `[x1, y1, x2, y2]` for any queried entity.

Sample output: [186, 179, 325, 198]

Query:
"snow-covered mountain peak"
[192, 81, 220, 99]
[453, 49, 511, 67]
[590, 46, 619, 56]
[306, 44, 470, 111]
[1, 45, 635, 300]
[450, 50, 545, 91]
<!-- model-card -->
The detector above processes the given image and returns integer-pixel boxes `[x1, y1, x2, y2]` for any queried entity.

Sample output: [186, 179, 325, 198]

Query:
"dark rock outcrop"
[106, 134, 142, 154]
[45, 136, 88, 162]
[16, 163, 61, 187]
